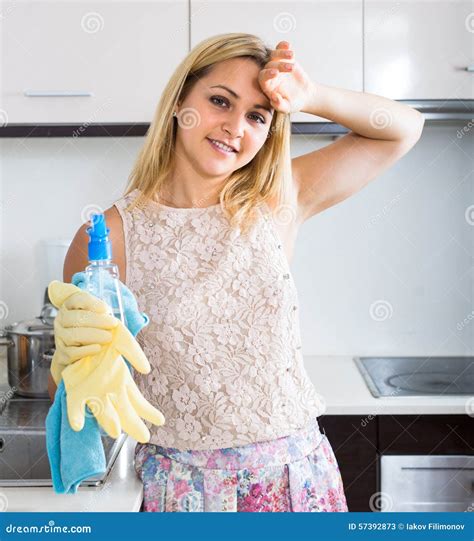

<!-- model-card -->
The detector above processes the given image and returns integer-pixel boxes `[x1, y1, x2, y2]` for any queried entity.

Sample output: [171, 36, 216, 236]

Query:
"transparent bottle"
[85, 213, 126, 327]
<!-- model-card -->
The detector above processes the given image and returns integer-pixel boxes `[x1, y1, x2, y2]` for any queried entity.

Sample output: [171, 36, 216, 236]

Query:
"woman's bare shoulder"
[63, 205, 126, 283]
[104, 206, 126, 283]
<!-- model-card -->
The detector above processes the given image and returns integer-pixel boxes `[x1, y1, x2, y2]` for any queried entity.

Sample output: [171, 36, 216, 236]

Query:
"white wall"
[0, 121, 472, 356]
[294, 123, 473, 356]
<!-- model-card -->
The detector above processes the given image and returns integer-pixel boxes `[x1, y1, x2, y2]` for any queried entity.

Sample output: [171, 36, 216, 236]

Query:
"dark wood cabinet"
[378, 414, 473, 454]
[317, 414, 473, 512]
[317, 415, 378, 512]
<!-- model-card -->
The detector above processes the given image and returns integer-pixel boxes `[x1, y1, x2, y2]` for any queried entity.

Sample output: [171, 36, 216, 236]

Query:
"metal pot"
[0, 288, 57, 398]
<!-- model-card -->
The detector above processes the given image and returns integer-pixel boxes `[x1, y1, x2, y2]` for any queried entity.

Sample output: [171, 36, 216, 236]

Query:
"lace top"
[114, 188, 326, 450]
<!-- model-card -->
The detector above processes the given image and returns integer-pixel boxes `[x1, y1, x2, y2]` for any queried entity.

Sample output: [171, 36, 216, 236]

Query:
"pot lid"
[39, 302, 57, 327]
[4, 316, 54, 336]
[2, 289, 57, 336]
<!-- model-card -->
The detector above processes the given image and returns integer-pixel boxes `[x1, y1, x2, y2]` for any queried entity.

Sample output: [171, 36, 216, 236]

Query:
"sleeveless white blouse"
[114, 188, 326, 451]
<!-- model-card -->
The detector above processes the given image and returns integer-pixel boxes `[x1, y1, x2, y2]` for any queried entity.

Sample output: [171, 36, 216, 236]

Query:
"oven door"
[380, 455, 474, 512]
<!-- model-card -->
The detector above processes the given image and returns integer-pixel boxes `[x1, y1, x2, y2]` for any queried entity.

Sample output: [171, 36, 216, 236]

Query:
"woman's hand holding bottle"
[48, 281, 119, 385]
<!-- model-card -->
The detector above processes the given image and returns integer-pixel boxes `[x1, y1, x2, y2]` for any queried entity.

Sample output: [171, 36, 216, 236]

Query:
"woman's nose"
[222, 112, 245, 138]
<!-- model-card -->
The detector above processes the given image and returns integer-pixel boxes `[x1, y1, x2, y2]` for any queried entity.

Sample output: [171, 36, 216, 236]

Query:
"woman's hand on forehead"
[258, 41, 313, 115]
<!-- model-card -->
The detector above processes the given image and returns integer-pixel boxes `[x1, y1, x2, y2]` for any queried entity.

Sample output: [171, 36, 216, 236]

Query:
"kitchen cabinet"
[190, 0, 363, 123]
[378, 414, 473, 454]
[378, 414, 473, 512]
[0, 0, 188, 123]
[318, 415, 378, 512]
[365, 0, 474, 100]
[318, 414, 473, 512]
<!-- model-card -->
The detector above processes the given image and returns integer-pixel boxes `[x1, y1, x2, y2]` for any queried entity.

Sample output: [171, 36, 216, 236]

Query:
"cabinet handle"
[401, 467, 474, 471]
[465, 66, 474, 72]
[23, 91, 93, 97]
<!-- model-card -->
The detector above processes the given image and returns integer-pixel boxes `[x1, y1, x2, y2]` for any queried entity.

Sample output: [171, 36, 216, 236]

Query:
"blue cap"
[87, 213, 112, 261]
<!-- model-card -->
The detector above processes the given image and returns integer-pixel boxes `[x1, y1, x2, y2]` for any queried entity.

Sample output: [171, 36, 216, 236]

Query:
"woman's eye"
[210, 96, 265, 124]
[249, 113, 266, 124]
[210, 96, 228, 107]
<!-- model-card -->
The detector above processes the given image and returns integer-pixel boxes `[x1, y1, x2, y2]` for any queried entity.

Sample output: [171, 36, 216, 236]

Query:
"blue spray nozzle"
[86, 213, 112, 261]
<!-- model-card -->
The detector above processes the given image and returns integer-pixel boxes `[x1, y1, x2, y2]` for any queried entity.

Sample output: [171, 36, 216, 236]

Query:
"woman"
[49, 32, 424, 512]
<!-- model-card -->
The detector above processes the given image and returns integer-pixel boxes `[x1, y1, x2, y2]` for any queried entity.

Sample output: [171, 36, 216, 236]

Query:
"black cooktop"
[354, 356, 474, 397]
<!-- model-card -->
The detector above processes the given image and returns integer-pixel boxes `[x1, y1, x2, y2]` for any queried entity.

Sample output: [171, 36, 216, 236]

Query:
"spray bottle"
[85, 213, 126, 327]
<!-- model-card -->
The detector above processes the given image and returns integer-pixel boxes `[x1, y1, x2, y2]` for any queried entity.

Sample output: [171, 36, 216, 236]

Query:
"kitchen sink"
[0, 396, 126, 487]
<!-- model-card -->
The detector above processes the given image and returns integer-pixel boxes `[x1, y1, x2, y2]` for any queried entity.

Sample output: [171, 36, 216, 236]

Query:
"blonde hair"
[124, 32, 293, 235]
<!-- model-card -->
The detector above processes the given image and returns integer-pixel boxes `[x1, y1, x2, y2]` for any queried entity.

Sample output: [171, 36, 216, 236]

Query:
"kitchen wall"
[0, 121, 472, 356]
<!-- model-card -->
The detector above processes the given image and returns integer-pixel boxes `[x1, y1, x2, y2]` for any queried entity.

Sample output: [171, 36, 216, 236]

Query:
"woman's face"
[174, 57, 274, 179]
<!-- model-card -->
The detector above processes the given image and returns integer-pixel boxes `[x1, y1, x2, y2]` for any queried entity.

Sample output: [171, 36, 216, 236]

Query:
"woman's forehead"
[198, 59, 272, 109]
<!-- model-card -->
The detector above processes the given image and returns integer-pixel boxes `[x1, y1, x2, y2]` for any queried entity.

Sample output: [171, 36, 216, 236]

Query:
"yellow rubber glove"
[61, 340, 165, 443]
[48, 281, 165, 443]
[48, 281, 119, 386]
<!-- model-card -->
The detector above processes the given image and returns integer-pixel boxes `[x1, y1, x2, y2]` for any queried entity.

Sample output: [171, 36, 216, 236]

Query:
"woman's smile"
[206, 137, 238, 156]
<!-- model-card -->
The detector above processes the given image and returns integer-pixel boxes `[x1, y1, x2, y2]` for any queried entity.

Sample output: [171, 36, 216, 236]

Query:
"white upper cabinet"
[2, 0, 469, 127]
[0, 0, 188, 123]
[190, 0, 363, 122]
[365, 0, 474, 100]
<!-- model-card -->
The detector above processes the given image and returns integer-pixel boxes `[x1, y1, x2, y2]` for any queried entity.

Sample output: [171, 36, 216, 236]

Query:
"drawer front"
[380, 454, 474, 512]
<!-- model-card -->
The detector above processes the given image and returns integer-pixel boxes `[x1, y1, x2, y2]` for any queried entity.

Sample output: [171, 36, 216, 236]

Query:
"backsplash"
[0, 121, 472, 356]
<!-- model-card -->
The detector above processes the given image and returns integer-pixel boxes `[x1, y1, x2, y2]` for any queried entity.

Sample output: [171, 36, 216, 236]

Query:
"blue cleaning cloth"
[45, 271, 149, 494]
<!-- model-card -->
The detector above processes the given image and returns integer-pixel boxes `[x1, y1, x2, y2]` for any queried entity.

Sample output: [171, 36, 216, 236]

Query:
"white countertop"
[0, 353, 470, 511]
[305, 355, 471, 415]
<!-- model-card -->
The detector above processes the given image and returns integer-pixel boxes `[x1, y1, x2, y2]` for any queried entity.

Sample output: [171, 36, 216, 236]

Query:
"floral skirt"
[134, 418, 348, 512]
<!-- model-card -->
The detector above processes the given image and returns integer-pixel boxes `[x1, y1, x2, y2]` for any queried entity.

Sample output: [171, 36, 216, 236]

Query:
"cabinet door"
[378, 415, 474, 454]
[317, 415, 378, 512]
[190, 0, 362, 122]
[0, 0, 188, 123]
[365, 0, 474, 99]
